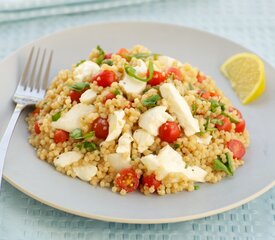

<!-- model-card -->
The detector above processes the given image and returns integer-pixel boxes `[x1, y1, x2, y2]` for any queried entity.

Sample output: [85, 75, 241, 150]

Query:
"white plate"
[1, 22, 274, 224]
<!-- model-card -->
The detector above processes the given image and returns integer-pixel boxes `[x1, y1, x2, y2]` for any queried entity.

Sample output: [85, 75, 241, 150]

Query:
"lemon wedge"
[220, 53, 265, 104]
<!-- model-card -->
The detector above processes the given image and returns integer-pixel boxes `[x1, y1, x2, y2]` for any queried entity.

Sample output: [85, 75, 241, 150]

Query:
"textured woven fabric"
[0, 0, 274, 239]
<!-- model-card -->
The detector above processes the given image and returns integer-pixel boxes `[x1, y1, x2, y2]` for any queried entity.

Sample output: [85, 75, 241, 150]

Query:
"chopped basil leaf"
[52, 111, 61, 122]
[130, 52, 160, 60]
[213, 158, 232, 176]
[172, 143, 180, 149]
[222, 112, 239, 123]
[191, 103, 197, 115]
[194, 185, 200, 190]
[75, 59, 86, 67]
[95, 45, 105, 65]
[102, 59, 113, 66]
[225, 153, 234, 175]
[70, 128, 83, 139]
[68, 82, 90, 92]
[125, 61, 154, 82]
[83, 142, 98, 151]
[210, 118, 223, 125]
[142, 94, 161, 107]
[210, 99, 220, 113]
[113, 89, 121, 96]
[188, 83, 194, 90]
[83, 131, 94, 140]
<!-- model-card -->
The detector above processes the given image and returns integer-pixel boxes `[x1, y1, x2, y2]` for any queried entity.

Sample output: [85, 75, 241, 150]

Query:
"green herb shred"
[225, 153, 234, 175]
[142, 94, 161, 107]
[68, 82, 90, 92]
[52, 111, 61, 122]
[210, 99, 220, 113]
[83, 142, 98, 151]
[83, 131, 94, 140]
[113, 89, 121, 96]
[70, 128, 83, 139]
[213, 158, 232, 176]
[192, 103, 197, 115]
[75, 59, 86, 67]
[172, 143, 180, 149]
[125, 61, 154, 82]
[204, 116, 210, 131]
[130, 52, 160, 60]
[210, 118, 223, 126]
[194, 185, 200, 190]
[222, 112, 239, 123]
[102, 59, 113, 66]
[95, 45, 105, 65]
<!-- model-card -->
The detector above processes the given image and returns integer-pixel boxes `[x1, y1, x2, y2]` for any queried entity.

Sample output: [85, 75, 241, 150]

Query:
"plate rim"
[2, 21, 275, 224]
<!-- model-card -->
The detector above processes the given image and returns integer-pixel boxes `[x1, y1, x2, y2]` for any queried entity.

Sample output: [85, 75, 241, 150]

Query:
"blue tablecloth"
[0, 0, 274, 239]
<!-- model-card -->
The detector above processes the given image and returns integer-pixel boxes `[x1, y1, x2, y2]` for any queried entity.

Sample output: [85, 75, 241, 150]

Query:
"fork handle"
[0, 103, 25, 186]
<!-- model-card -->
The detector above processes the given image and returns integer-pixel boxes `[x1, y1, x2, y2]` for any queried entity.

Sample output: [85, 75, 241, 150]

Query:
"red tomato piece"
[92, 70, 116, 88]
[142, 174, 161, 190]
[114, 168, 139, 193]
[158, 121, 181, 143]
[104, 53, 112, 59]
[103, 92, 116, 103]
[54, 130, 69, 143]
[116, 48, 129, 58]
[166, 67, 182, 80]
[196, 72, 207, 82]
[91, 117, 109, 139]
[33, 107, 41, 115]
[69, 90, 82, 103]
[34, 122, 41, 134]
[227, 139, 246, 159]
[235, 119, 246, 133]
[215, 115, 232, 132]
[200, 91, 218, 100]
[147, 71, 166, 86]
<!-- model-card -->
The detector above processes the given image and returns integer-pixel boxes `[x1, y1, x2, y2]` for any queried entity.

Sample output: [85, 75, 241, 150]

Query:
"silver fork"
[0, 47, 53, 186]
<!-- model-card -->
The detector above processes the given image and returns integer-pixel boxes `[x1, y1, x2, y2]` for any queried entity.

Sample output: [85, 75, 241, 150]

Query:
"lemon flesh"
[220, 53, 265, 104]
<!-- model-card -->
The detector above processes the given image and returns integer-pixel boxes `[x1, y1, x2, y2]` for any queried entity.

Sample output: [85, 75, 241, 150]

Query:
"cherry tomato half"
[116, 48, 129, 58]
[235, 119, 246, 133]
[196, 72, 207, 82]
[215, 115, 232, 132]
[54, 129, 69, 143]
[166, 67, 182, 80]
[147, 71, 166, 86]
[69, 90, 83, 103]
[103, 92, 116, 104]
[114, 168, 139, 193]
[158, 121, 181, 143]
[227, 139, 246, 159]
[34, 122, 41, 134]
[92, 70, 116, 88]
[91, 117, 109, 139]
[142, 174, 161, 190]
[200, 91, 218, 100]
[104, 53, 112, 59]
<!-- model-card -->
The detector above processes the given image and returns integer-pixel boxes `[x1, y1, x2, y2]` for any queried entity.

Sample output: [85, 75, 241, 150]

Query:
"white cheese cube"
[51, 103, 94, 132]
[182, 166, 207, 182]
[80, 89, 97, 104]
[73, 60, 100, 82]
[160, 83, 200, 136]
[140, 154, 159, 171]
[105, 110, 126, 142]
[72, 165, 97, 181]
[196, 135, 212, 145]
[107, 153, 131, 171]
[138, 106, 174, 136]
[116, 133, 133, 155]
[133, 129, 154, 153]
[54, 151, 83, 168]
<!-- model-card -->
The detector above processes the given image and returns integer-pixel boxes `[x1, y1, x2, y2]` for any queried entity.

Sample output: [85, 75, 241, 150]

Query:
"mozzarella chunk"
[140, 154, 159, 171]
[51, 103, 94, 132]
[107, 153, 131, 171]
[72, 165, 97, 181]
[182, 166, 207, 182]
[73, 60, 100, 82]
[196, 135, 212, 145]
[133, 129, 154, 153]
[80, 89, 97, 104]
[140, 145, 206, 182]
[138, 106, 174, 136]
[116, 133, 133, 154]
[157, 56, 176, 70]
[54, 151, 83, 168]
[119, 59, 147, 94]
[160, 83, 200, 136]
[156, 145, 186, 180]
[105, 110, 125, 142]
